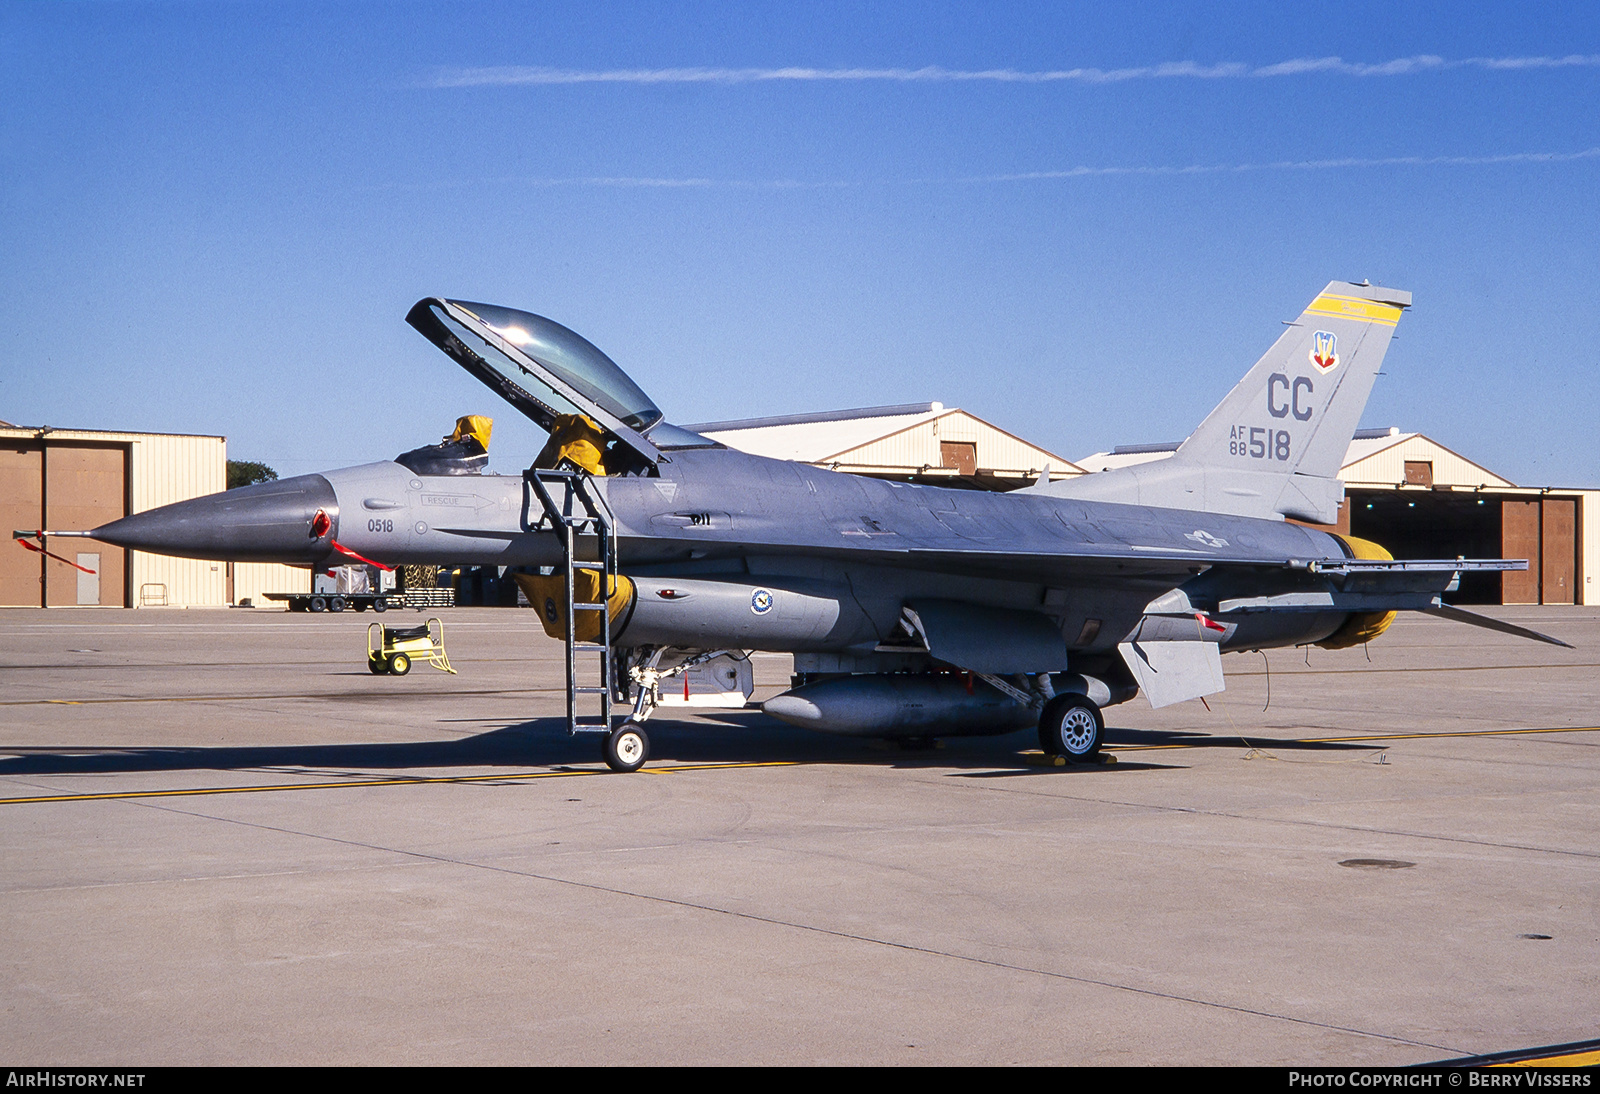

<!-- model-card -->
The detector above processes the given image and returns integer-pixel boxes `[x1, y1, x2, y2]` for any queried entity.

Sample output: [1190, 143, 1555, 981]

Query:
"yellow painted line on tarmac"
[1435, 1036, 1600, 1067]
[0, 761, 800, 806]
[1495, 1047, 1600, 1067]
[1304, 726, 1600, 744]
[1104, 725, 1600, 753]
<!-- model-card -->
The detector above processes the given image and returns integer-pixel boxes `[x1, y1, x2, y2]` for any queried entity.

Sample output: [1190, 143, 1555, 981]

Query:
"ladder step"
[573, 686, 608, 695]
[573, 643, 610, 652]
[572, 602, 607, 610]
[571, 561, 608, 571]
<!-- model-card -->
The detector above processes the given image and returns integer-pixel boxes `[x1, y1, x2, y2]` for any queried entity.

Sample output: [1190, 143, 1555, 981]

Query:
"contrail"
[432, 54, 1600, 88]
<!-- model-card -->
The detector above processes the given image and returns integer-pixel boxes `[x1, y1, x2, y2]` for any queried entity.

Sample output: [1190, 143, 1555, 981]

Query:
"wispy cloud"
[431, 54, 1600, 88]
[960, 147, 1600, 182]
[358, 175, 846, 193]
[366, 148, 1600, 192]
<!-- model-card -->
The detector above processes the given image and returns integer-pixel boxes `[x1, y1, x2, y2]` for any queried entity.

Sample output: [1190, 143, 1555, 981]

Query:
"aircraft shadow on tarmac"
[0, 712, 1376, 778]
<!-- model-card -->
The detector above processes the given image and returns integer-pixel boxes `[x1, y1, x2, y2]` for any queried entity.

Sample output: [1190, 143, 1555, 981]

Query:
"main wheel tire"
[388, 652, 411, 675]
[330, 596, 346, 613]
[1038, 694, 1104, 760]
[603, 722, 650, 773]
[309, 596, 327, 612]
[368, 657, 387, 675]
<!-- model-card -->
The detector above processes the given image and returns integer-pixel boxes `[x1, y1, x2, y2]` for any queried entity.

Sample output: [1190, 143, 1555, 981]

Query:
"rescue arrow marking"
[14, 533, 96, 574]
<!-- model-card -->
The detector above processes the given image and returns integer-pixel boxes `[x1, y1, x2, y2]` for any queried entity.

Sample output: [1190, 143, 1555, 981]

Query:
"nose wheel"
[603, 722, 650, 773]
[1039, 694, 1104, 760]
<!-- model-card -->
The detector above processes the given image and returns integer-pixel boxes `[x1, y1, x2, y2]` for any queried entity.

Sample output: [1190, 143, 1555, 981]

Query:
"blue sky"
[2, 1, 1597, 484]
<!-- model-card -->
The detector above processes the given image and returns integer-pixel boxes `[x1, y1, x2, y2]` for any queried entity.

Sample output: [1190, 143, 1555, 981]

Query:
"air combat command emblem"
[1310, 330, 1339, 372]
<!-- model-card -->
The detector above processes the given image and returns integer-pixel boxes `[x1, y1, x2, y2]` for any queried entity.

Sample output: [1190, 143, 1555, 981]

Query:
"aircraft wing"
[608, 513, 1522, 591]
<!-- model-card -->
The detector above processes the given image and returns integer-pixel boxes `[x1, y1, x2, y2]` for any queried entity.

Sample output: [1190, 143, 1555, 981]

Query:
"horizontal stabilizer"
[1423, 604, 1574, 649]
[1223, 558, 1531, 613]
[1220, 591, 1439, 613]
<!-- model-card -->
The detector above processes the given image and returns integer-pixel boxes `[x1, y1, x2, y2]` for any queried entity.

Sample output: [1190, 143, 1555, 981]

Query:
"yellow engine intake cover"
[515, 570, 635, 642]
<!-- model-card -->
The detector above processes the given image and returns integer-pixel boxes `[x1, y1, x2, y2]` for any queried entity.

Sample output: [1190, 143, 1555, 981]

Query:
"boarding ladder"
[526, 467, 618, 737]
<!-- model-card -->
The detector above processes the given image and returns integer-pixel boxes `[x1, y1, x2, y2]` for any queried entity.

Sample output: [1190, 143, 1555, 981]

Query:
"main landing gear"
[1038, 694, 1104, 761]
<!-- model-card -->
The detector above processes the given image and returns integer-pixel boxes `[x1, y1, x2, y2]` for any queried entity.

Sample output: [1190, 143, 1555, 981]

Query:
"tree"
[227, 460, 278, 490]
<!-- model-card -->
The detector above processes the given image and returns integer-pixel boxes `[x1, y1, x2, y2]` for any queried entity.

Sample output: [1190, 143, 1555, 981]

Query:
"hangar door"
[1348, 490, 1501, 604]
[1503, 497, 1579, 605]
[0, 442, 43, 606]
[0, 441, 128, 607]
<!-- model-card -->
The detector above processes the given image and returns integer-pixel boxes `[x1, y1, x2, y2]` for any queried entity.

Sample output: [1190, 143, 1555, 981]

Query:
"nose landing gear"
[603, 722, 650, 773]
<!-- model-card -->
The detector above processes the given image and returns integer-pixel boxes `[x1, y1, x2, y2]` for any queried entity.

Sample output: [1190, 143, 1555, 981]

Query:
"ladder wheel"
[604, 722, 649, 773]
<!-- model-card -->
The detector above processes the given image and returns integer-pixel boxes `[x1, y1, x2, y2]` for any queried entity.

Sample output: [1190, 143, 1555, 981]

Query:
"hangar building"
[687, 403, 1082, 490]
[1, 422, 307, 608]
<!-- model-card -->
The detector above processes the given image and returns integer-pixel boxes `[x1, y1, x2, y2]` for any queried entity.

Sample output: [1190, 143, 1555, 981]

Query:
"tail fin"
[1177, 282, 1410, 480]
[1046, 281, 1410, 523]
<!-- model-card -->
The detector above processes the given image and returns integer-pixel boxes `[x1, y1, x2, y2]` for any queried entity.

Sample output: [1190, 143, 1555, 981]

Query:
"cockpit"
[403, 298, 719, 475]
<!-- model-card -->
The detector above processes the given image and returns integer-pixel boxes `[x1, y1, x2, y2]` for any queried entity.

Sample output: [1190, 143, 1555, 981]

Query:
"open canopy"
[406, 298, 666, 464]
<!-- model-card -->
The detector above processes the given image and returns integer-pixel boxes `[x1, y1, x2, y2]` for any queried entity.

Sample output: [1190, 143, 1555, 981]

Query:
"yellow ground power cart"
[367, 618, 455, 676]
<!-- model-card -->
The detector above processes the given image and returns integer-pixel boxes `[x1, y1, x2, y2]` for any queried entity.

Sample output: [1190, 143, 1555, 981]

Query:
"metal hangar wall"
[0, 423, 308, 609]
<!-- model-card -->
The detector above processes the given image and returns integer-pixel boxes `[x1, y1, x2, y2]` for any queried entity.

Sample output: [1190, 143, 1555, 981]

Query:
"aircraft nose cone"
[89, 474, 340, 563]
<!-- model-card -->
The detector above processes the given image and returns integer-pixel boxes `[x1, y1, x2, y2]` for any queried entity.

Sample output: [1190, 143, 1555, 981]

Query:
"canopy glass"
[446, 301, 663, 432]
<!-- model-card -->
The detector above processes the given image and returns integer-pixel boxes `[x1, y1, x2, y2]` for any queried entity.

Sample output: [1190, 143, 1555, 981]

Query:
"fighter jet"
[24, 282, 1569, 771]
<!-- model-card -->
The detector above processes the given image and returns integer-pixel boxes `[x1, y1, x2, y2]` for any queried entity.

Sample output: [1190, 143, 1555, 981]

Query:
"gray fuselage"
[320, 446, 1352, 659]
